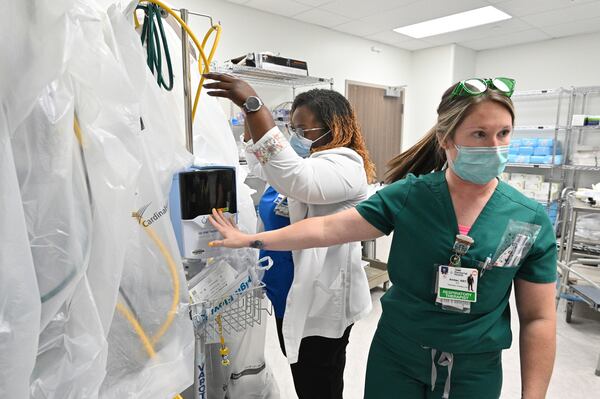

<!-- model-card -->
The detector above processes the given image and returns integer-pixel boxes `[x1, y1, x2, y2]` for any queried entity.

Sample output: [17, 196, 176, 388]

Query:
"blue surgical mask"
[448, 144, 509, 185]
[289, 131, 331, 158]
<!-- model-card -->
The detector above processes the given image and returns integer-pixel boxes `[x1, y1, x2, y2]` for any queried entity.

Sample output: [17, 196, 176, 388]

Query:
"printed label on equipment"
[189, 260, 238, 303]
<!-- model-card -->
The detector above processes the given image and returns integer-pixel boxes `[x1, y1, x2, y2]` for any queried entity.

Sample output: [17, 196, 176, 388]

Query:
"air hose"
[135, 0, 222, 122]
[137, 3, 174, 90]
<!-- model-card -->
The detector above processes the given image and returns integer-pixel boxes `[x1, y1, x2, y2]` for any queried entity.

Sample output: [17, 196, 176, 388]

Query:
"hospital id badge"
[274, 194, 289, 218]
[437, 265, 479, 303]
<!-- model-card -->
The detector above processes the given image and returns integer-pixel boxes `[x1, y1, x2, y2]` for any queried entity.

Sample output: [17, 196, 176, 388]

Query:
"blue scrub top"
[258, 186, 294, 319]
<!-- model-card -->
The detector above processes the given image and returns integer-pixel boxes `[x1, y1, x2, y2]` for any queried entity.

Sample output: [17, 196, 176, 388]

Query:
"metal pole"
[363, 240, 376, 259]
[180, 9, 194, 154]
[565, 208, 578, 264]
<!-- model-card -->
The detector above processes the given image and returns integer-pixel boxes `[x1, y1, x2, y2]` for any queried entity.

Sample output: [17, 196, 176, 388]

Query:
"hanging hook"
[172, 7, 215, 26]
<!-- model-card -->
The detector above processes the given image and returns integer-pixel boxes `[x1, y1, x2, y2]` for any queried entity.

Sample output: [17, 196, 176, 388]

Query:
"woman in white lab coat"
[204, 73, 376, 399]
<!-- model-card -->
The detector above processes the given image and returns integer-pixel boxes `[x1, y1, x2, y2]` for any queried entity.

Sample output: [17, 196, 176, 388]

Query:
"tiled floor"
[265, 289, 600, 399]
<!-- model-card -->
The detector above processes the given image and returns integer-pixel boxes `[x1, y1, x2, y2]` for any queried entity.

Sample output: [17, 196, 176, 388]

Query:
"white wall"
[476, 31, 600, 90]
[172, 0, 411, 106]
[403, 45, 454, 148]
[404, 44, 476, 150]
[451, 44, 476, 83]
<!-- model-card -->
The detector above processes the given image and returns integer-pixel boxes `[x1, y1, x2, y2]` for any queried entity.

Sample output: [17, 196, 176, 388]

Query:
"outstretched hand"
[208, 208, 251, 248]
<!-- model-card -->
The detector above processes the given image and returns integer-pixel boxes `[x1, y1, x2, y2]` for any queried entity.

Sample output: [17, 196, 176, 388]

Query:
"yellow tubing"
[115, 303, 185, 399]
[192, 24, 221, 120]
[75, 119, 183, 399]
[137, 0, 214, 123]
[116, 302, 157, 358]
[137, 219, 181, 345]
[73, 117, 83, 146]
[134, 8, 141, 29]
[135, 218, 183, 399]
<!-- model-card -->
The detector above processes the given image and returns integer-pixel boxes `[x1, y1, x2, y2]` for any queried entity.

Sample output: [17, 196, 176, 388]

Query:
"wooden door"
[346, 81, 404, 182]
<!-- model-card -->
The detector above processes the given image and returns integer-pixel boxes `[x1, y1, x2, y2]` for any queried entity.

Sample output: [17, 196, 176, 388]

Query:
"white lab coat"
[245, 127, 372, 364]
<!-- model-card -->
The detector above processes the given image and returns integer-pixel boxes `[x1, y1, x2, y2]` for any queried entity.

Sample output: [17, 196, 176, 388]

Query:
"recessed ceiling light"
[393, 6, 512, 39]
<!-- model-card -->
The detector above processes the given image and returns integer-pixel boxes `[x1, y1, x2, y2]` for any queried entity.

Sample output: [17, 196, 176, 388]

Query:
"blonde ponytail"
[384, 127, 446, 183]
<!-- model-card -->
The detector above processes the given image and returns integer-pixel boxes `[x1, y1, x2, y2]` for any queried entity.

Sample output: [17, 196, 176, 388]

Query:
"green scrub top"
[356, 171, 557, 354]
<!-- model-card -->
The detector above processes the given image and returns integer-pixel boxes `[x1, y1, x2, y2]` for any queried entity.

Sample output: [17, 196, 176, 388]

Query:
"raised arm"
[203, 72, 274, 142]
[208, 207, 385, 250]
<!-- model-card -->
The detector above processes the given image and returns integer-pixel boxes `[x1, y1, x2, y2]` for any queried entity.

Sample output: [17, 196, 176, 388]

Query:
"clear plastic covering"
[2, 0, 277, 396]
[575, 213, 600, 244]
[2, 0, 194, 398]
[0, 102, 42, 399]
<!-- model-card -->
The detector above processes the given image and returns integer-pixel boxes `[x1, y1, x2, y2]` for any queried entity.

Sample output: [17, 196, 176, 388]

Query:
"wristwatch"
[242, 96, 263, 113]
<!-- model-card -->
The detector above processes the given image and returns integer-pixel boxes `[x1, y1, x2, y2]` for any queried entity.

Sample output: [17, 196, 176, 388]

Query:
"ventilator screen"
[179, 168, 237, 220]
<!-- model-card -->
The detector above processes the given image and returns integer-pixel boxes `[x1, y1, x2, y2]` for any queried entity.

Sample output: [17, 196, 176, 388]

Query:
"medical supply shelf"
[555, 193, 600, 376]
[215, 64, 334, 92]
[513, 125, 569, 132]
[563, 86, 600, 186]
[511, 88, 566, 97]
[506, 164, 600, 171]
[558, 194, 600, 263]
[508, 87, 572, 215]
[508, 86, 600, 226]
[563, 164, 600, 172]
[507, 163, 555, 169]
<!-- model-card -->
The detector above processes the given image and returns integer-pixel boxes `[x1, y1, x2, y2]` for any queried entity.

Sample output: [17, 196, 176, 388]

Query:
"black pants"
[275, 318, 353, 399]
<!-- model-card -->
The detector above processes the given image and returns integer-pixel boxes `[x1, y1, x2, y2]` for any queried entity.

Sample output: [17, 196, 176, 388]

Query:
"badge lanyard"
[453, 235, 493, 279]
[451, 234, 474, 265]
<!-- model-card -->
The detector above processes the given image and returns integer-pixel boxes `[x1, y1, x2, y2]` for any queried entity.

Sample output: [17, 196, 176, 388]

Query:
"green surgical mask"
[448, 145, 509, 185]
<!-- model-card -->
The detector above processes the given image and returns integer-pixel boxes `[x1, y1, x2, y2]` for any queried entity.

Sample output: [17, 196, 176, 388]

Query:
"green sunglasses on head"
[451, 77, 516, 98]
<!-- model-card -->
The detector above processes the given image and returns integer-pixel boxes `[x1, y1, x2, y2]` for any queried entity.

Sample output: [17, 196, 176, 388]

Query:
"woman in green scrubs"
[206, 78, 557, 399]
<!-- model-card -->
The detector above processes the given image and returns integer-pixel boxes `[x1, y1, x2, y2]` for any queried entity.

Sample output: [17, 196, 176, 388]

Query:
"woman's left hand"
[203, 73, 258, 108]
[208, 208, 251, 248]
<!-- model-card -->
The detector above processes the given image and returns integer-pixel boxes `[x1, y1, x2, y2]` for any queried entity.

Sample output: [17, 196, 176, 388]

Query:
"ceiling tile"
[367, 30, 435, 51]
[521, 1, 600, 28]
[360, 0, 490, 31]
[493, 0, 599, 18]
[367, 30, 416, 45]
[333, 20, 386, 37]
[460, 28, 551, 50]
[244, 0, 312, 17]
[318, 0, 415, 20]
[293, 0, 336, 6]
[539, 15, 600, 37]
[293, 7, 352, 27]
[424, 16, 531, 45]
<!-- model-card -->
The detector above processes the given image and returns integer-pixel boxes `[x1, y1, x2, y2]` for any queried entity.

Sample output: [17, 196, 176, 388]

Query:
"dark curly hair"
[291, 89, 376, 183]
